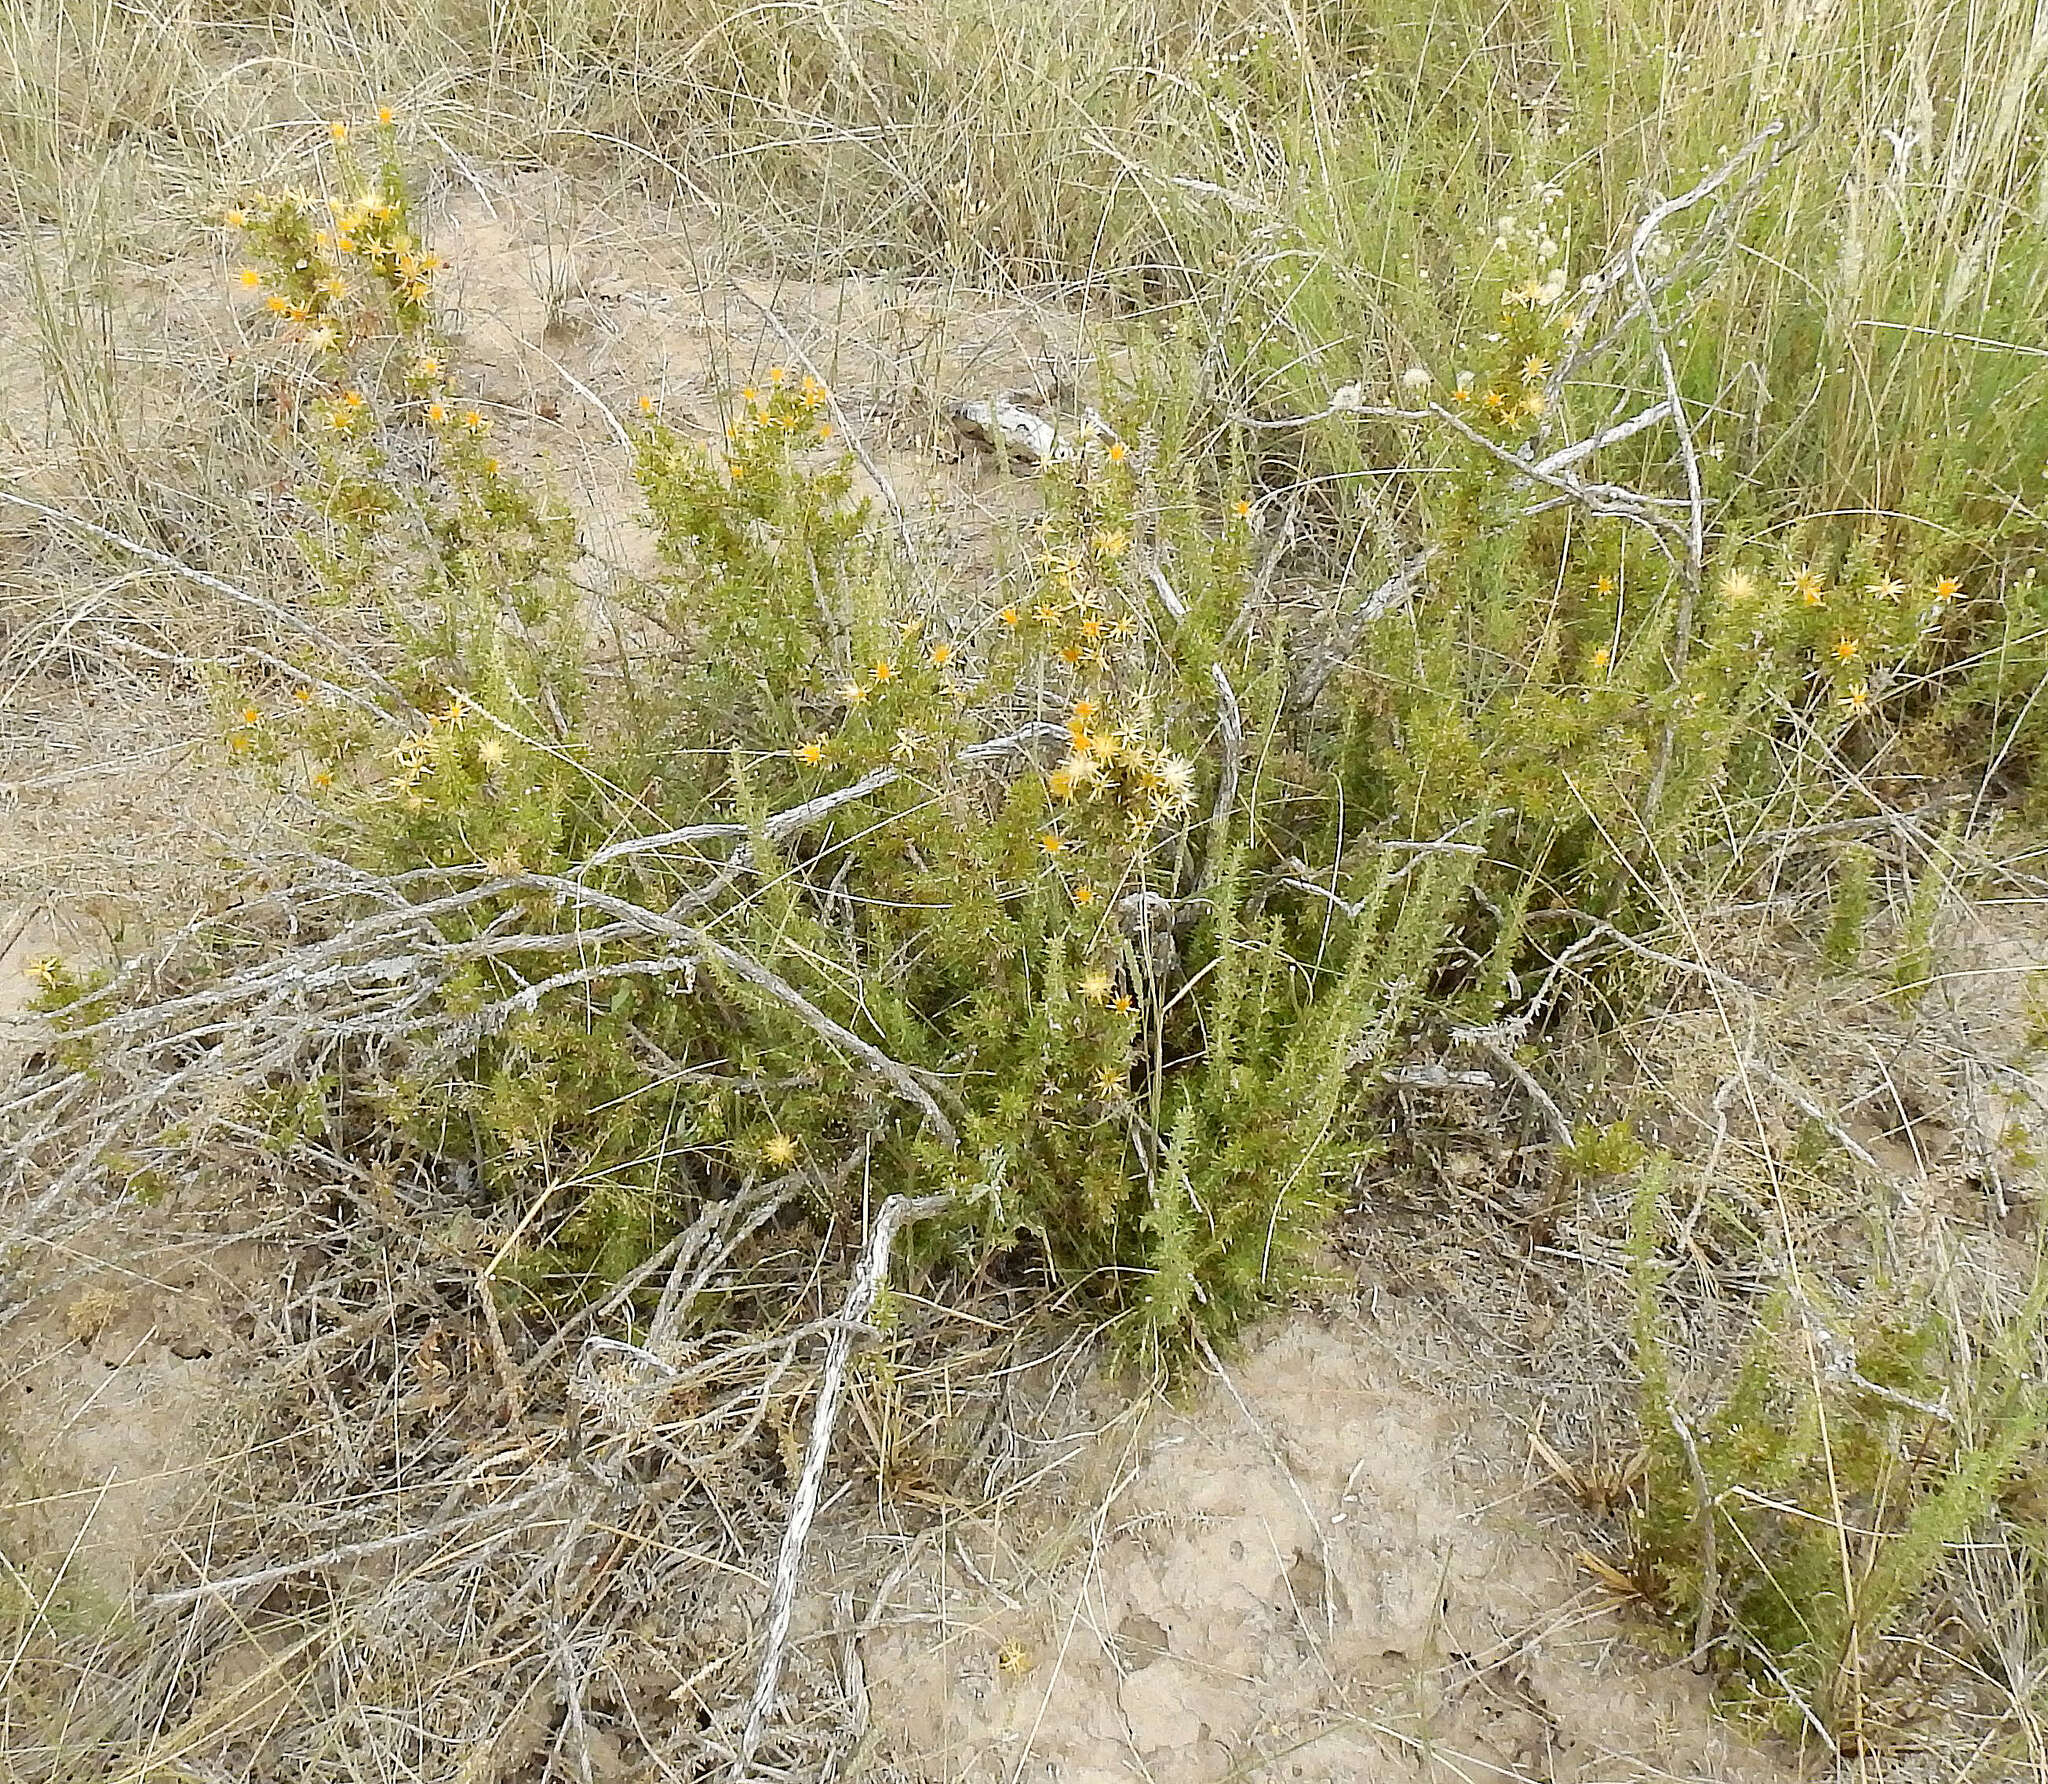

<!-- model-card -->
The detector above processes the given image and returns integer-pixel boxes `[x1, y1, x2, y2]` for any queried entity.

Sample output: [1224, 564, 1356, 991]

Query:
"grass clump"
[1628, 1164, 2048, 1751]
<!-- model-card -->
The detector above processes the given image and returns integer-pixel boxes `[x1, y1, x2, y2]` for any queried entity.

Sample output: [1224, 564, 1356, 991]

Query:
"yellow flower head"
[329, 120, 349, 143]
[1832, 636, 1860, 663]
[1839, 683, 1871, 712]
[1037, 830, 1067, 857]
[1594, 573, 1616, 597]
[1110, 991, 1136, 1015]
[762, 1132, 799, 1167]
[1094, 1064, 1125, 1096]
[237, 267, 263, 290]
[1233, 498, 1253, 519]
[839, 680, 868, 706]
[1589, 646, 1611, 672]
[240, 705, 261, 725]
[377, 105, 395, 125]
[817, 422, 834, 441]
[871, 658, 896, 684]
[1080, 969, 1113, 1003]
[265, 294, 290, 314]
[311, 769, 334, 789]
[794, 739, 828, 765]
[929, 640, 953, 668]
[1721, 570, 1758, 604]
[1934, 576, 1963, 604]
[223, 208, 249, 230]
[306, 326, 338, 352]
[639, 394, 655, 415]
[1073, 881, 1096, 906]
[1866, 574, 1906, 601]
[998, 604, 1020, 627]
[1792, 568, 1825, 606]
[767, 365, 786, 385]
[1034, 602, 1063, 625]
[477, 737, 508, 768]
[427, 401, 447, 426]
[1092, 529, 1129, 560]
[1106, 440, 1128, 464]
[461, 410, 488, 434]
[1521, 354, 1549, 385]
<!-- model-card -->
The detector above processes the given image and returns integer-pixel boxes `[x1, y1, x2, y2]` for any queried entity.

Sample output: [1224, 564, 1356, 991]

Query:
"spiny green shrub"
[1628, 1163, 2048, 1745]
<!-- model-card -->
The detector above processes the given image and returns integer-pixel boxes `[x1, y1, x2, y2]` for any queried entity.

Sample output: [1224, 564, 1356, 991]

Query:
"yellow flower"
[1450, 383, 1472, 404]
[1722, 570, 1758, 603]
[839, 680, 868, 706]
[413, 355, 441, 381]
[928, 640, 954, 668]
[1110, 992, 1136, 1015]
[311, 769, 334, 790]
[741, 386, 759, 407]
[1792, 568, 1825, 605]
[306, 326, 338, 352]
[1934, 576, 1963, 604]
[794, 739, 828, 765]
[1034, 602, 1063, 625]
[1482, 389, 1505, 411]
[1071, 700, 1098, 724]
[1866, 574, 1905, 601]
[767, 365, 786, 385]
[324, 408, 352, 432]
[1233, 498, 1253, 519]
[427, 401, 447, 425]
[871, 658, 896, 684]
[329, 120, 349, 143]
[1073, 882, 1096, 906]
[27, 955, 63, 988]
[377, 104, 395, 125]
[1038, 830, 1067, 857]
[762, 1132, 799, 1167]
[1106, 440, 1128, 464]
[1589, 647, 1611, 673]
[1092, 529, 1129, 560]
[1832, 636, 1860, 663]
[477, 738, 508, 768]
[1518, 392, 1546, 419]
[1839, 683, 1871, 712]
[998, 604, 1020, 627]
[227, 732, 251, 754]
[239, 705, 261, 725]
[342, 389, 365, 410]
[1094, 1064, 1125, 1096]
[1594, 573, 1616, 597]
[237, 267, 263, 290]
[293, 685, 314, 703]
[1520, 354, 1549, 385]
[223, 208, 249, 230]
[638, 394, 655, 415]
[461, 410, 488, 434]
[891, 727, 925, 760]
[817, 422, 834, 441]
[265, 294, 290, 315]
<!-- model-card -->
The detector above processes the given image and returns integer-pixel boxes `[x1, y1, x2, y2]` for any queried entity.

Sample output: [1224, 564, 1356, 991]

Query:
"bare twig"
[733, 1187, 953, 1778]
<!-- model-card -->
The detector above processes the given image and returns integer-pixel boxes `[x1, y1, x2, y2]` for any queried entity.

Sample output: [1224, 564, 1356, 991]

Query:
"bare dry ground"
[5, 168, 2045, 1783]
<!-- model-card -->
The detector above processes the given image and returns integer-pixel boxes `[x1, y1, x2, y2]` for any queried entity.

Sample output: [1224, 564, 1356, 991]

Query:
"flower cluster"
[222, 115, 438, 362]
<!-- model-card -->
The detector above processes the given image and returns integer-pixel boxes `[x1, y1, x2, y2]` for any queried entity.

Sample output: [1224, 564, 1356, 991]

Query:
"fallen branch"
[732, 1187, 953, 1779]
